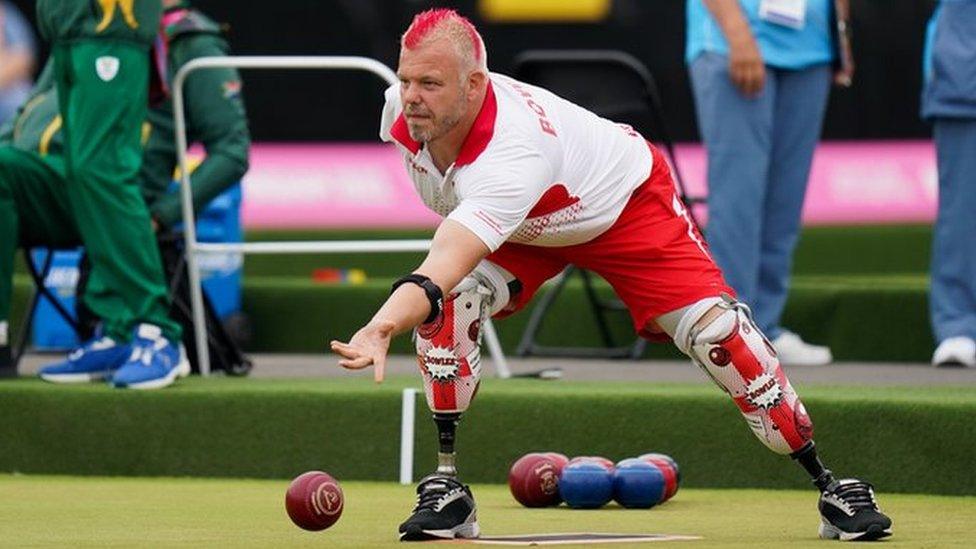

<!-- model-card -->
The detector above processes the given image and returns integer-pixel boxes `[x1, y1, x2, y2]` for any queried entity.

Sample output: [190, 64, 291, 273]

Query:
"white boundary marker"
[462, 533, 702, 545]
[172, 56, 510, 380]
[399, 388, 418, 485]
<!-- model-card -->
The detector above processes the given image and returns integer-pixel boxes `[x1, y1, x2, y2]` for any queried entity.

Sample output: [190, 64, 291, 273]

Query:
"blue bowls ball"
[612, 460, 666, 508]
[559, 462, 614, 509]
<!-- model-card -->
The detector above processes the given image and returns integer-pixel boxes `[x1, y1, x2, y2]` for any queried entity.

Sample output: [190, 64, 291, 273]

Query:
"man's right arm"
[330, 144, 552, 380]
[379, 219, 491, 337]
[702, 0, 765, 96]
[330, 219, 490, 381]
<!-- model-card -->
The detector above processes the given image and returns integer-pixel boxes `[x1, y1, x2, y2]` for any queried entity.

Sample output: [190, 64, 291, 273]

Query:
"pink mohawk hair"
[403, 8, 483, 63]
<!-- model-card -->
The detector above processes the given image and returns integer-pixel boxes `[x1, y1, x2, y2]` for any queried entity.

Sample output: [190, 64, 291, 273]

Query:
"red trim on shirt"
[455, 82, 497, 166]
[430, 298, 458, 410]
[473, 210, 504, 235]
[527, 184, 580, 218]
[390, 113, 422, 155]
[389, 82, 498, 165]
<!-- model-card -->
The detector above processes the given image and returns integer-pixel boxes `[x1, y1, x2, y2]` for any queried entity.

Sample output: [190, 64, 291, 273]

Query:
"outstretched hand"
[330, 320, 396, 383]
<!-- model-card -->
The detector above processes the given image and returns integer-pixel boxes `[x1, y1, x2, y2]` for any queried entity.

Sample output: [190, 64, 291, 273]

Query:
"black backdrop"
[11, 0, 938, 142]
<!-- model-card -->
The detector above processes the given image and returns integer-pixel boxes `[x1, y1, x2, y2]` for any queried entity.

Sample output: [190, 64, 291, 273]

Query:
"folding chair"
[153, 231, 252, 376]
[9, 241, 252, 377]
[7, 248, 88, 373]
[511, 50, 704, 359]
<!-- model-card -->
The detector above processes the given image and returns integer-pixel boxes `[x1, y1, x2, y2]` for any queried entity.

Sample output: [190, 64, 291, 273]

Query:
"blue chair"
[12, 184, 249, 375]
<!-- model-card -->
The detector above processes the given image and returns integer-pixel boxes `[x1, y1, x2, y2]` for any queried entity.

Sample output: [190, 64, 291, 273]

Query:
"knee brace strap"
[685, 300, 813, 455]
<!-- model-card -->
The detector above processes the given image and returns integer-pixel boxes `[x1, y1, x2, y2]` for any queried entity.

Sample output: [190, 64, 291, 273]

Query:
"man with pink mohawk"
[331, 8, 891, 542]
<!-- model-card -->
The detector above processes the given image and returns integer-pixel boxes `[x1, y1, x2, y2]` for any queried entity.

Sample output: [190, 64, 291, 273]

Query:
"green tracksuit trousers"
[0, 41, 180, 342]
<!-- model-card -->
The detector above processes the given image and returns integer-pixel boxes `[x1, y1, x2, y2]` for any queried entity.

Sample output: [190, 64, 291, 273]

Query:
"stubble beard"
[407, 91, 467, 144]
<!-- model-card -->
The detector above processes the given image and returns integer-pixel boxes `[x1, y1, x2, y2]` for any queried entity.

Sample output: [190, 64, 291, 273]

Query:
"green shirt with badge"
[36, 0, 162, 46]
[0, 7, 250, 228]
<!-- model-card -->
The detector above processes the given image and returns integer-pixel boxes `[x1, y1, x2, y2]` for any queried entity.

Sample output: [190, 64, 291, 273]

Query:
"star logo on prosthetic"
[423, 346, 459, 382]
[744, 373, 784, 410]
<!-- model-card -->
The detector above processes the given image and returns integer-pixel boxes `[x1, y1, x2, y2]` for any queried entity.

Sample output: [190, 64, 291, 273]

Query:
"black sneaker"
[399, 474, 480, 541]
[818, 479, 893, 541]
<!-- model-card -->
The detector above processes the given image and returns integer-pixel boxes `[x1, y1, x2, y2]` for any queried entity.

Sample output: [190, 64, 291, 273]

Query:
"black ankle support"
[791, 442, 835, 490]
[433, 413, 460, 455]
[433, 413, 461, 476]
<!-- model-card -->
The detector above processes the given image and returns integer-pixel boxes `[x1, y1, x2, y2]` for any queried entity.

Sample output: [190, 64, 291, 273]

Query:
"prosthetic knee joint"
[414, 264, 508, 476]
[677, 296, 814, 455]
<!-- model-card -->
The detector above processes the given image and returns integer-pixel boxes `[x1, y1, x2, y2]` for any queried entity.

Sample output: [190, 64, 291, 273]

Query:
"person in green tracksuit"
[31, 0, 181, 388]
[0, 0, 249, 388]
[85, 1, 251, 325]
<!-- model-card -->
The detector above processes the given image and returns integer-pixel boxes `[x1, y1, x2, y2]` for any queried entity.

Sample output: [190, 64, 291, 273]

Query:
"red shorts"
[487, 145, 734, 341]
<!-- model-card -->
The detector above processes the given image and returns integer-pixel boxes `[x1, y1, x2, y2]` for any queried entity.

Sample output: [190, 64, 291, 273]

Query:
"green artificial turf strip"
[1, 376, 974, 494]
[8, 233, 938, 361]
[0, 475, 972, 548]
[2, 375, 975, 403]
[791, 224, 932, 276]
[0, 263, 951, 364]
[234, 273, 936, 360]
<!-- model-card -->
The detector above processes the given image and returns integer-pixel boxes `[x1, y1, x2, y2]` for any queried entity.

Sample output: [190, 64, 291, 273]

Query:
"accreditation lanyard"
[759, 0, 807, 29]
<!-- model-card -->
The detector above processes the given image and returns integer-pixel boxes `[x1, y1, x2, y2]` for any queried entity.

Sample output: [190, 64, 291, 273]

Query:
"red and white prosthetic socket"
[682, 298, 814, 455]
[415, 276, 494, 414]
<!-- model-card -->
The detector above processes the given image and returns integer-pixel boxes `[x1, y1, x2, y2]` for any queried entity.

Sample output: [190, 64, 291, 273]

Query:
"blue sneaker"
[111, 324, 190, 390]
[38, 336, 131, 384]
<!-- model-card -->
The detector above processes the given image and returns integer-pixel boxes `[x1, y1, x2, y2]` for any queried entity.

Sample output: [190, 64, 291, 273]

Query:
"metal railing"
[172, 56, 510, 378]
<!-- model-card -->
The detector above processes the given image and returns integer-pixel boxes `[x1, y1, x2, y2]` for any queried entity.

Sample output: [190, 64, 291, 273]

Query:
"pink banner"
[242, 143, 439, 229]
[241, 141, 938, 229]
[673, 141, 938, 226]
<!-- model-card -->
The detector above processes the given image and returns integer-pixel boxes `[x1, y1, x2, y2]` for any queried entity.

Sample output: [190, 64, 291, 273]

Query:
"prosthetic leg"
[399, 269, 508, 541]
[676, 296, 815, 456]
[674, 295, 892, 541]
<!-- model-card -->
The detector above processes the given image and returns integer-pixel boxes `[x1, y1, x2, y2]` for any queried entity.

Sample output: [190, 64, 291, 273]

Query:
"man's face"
[397, 38, 470, 144]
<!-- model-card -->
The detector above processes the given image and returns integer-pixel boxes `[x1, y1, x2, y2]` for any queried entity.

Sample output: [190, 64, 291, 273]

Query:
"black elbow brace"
[391, 273, 444, 324]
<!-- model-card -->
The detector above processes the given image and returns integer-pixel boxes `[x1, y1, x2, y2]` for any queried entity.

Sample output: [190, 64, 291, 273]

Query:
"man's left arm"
[152, 35, 251, 227]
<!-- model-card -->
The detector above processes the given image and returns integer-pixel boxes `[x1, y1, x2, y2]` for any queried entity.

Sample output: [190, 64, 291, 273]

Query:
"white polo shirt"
[380, 72, 654, 252]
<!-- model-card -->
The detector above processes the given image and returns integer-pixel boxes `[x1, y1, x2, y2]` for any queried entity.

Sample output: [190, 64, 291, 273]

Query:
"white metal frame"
[399, 388, 417, 484]
[172, 56, 510, 378]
